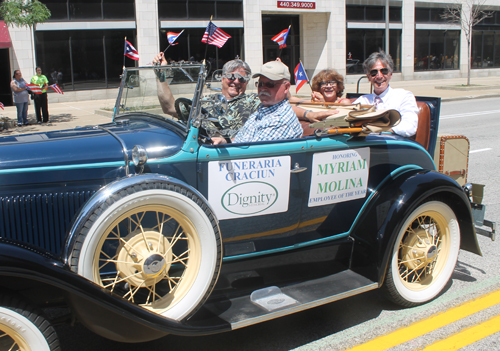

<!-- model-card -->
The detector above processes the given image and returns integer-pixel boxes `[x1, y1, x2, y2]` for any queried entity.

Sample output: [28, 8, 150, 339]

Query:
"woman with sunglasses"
[310, 69, 351, 104]
[352, 51, 418, 138]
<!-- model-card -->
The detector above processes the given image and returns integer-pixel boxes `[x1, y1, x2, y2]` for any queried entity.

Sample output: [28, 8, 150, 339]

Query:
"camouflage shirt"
[203, 93, 261, 138]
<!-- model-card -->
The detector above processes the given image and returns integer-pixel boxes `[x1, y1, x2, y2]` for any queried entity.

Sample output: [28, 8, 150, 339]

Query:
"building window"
[35, 29, 136, 91]
[159, 27, 242, 72]
[472, 31, 500, 68]
[42, 0, 135, 21]
[346, 5, 401, 22]
[158, 0, 242, 20]
[414, 30, 460, 70]
[415, 7, 448, 23]
[346, 29, 402, 74]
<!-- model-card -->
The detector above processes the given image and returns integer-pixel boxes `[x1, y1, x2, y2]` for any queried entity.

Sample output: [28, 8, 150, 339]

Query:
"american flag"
[50, 84, 64, 94]
[272, 27, 290, 49]
[201, 22, 231, 48]
[124, 40, 139, 61]
[0, 102, 4, 110]
[294, 62, 309, 93]
[26, 83, 42, 94]
[167, 30, 184, 46]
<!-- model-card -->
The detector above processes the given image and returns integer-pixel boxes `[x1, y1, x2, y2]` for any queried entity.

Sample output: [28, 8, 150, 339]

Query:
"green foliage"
[0, 0, 51, 28]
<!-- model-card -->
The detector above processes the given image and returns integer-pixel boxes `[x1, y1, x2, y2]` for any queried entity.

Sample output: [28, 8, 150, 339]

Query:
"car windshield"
[114, 64, 203, 121]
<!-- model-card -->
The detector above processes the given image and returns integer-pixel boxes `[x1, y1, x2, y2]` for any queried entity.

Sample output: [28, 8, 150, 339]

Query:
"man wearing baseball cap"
[230, 60, 303, 143]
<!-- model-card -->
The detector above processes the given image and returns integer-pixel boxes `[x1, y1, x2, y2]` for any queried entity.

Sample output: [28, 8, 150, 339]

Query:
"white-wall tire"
[383, 200, 460, 307]
[0, 295, 59, 351]
[71, 184, 222, 321]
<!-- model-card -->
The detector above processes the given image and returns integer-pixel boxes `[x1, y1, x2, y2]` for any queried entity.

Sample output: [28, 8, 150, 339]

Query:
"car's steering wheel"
[174, 98, 192, 124]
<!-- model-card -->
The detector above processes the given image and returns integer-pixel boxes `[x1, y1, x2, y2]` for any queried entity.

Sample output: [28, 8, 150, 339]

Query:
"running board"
[203, 270, 377, 330]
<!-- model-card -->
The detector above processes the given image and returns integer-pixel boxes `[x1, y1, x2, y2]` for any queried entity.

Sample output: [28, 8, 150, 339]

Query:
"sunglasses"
[319, 81, 337, 87]
[369, 68, 390, 77]
[255, 81, 283, 88]
[223, 72, 249, 83]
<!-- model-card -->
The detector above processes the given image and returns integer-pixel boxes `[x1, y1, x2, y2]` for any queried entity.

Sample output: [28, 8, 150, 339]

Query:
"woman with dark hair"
[310, 68, 349, 103]
[10, 70, 30, 126]
[31, 66, 50, 123]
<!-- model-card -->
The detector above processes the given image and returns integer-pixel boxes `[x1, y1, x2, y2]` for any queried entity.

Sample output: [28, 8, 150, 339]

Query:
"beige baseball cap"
[252, 61, 291, 81]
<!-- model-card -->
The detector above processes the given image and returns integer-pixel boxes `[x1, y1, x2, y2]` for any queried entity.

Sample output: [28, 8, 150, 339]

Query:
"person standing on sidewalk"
[31, 67, 50, 124]
[10, 70, 30, 127]
[353, 51, 418, 138]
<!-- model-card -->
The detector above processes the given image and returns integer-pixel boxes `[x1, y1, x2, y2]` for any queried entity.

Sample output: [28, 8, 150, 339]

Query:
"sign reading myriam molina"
[308, 148, 370, 207]
[208, 156, 291, 220]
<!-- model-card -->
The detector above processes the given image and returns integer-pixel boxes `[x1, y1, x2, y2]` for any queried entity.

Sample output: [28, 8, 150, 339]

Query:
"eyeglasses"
[319, 81, 337, 87]
[369, 68, 390, 77]
[223, 72, 249, 83]
[255, 81, 283, 88]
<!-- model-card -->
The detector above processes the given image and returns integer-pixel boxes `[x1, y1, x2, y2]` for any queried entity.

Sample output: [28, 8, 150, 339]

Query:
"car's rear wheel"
[0, 294, 60, 351]
[71, 183, 222, 320]
[383, 200, 460, 307]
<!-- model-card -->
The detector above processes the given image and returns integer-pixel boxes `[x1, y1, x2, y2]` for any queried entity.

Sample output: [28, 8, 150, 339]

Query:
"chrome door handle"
[291, 162, 307, 173]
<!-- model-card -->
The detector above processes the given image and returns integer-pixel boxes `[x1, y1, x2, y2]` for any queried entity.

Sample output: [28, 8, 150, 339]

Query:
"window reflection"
[346, 29, 401, 74]
[35, 29, 135, 91]
[414, 30, 460, 71]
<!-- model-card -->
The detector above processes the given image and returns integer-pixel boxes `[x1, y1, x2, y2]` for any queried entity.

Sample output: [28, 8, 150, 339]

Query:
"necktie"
[374, 96, 383, 110]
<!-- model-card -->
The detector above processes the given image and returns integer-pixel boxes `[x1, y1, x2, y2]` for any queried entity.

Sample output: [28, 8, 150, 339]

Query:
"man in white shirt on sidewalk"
[354, 51, 419, 138]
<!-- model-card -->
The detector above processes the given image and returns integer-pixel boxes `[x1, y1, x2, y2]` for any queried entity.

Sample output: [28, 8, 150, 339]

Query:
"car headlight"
[132, 145, 148, 167]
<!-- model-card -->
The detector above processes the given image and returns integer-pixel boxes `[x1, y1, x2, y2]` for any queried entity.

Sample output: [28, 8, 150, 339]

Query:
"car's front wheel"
[70, 183, 222, 320]
[0, 294, 60, 351]
[383, 200, 460, 307]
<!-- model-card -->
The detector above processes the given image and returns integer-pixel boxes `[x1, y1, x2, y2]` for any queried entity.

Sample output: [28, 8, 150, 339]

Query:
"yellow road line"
[422, 313, 500, 351]
[346, 288, 500, 351]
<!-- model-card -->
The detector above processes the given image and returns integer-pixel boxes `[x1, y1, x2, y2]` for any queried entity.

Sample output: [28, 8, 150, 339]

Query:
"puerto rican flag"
[50, 84, 64, 94]
[167, 30, 184, 46]
[294, 62, 309, 93]
[124, 40, 139, 61]
[0, 102, 4, 110]
[201, 22, 231, 48]
[272, 26, 290, 49]
[26, 83, 42, 94]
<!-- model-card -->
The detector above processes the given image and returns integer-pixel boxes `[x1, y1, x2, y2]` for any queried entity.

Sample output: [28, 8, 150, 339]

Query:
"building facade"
[1, 0, 500, 103]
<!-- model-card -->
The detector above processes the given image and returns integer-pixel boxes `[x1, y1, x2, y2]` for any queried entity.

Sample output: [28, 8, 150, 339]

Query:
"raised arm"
[153, 52, 178, 118]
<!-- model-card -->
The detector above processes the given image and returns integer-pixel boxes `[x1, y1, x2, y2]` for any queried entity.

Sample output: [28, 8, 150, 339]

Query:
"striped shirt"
[234, 99, 302, 143]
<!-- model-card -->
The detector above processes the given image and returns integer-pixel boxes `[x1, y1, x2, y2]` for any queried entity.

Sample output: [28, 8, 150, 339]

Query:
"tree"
[441, 0, 493, 86]
[0, 0, 51, 28]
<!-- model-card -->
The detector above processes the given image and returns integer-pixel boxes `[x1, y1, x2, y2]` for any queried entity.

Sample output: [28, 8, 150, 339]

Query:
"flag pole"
[204, 16, 213, 62]
[122, 36, 127, 72]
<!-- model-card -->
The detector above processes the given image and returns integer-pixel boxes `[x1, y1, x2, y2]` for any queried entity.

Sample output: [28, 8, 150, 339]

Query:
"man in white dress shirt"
[354, 51, 419, 138]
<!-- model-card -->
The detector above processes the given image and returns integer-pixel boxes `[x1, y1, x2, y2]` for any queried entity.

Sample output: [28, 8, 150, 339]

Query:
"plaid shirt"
[234, 99, 302, 143]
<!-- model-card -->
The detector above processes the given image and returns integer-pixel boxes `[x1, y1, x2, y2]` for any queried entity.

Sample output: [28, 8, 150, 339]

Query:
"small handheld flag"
[202, 22, 231, 48]
[294, 62, 309, 93]
[50, 84, 64, 94]
[26, 83, 42, 94]
[272, 26, 290, 49]
[124, 40, 139, 61]
[0, 102, 4, 110]
[167, 30, 184, 46]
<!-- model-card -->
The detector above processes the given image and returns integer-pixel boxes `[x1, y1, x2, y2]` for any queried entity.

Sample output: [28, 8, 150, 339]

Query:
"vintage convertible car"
[0, 63, 488, 350]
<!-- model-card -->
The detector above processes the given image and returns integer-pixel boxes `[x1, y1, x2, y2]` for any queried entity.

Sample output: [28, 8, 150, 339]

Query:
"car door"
[197, 138, 309, 258]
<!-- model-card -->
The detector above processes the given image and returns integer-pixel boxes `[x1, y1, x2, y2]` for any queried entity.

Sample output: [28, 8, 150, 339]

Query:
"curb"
[441, 93, 500, 102]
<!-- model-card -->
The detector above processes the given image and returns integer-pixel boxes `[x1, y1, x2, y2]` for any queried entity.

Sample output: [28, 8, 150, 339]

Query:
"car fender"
[350, 168, 480, 285]
[0, 239, 230, 342]
[62, 173, 217, 266]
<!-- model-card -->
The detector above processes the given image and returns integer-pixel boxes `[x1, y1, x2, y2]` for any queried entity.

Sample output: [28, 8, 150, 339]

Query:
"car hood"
[0, 117, 185, 177]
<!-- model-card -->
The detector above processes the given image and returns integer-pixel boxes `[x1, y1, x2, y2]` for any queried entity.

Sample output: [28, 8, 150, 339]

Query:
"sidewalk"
[2, 76, 500, 136]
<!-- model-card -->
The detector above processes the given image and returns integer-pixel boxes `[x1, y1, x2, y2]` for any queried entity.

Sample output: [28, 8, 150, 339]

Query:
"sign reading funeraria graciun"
[208, 156, 291, 220]
[308, 148, 370, 207]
